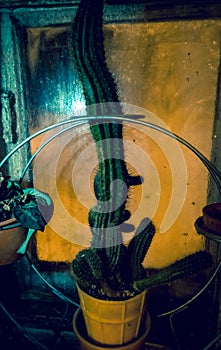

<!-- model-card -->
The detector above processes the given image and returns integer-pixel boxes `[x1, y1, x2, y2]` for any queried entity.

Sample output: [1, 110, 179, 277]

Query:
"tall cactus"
[70, 0, 213, 300]
[71, 0, 143, 283]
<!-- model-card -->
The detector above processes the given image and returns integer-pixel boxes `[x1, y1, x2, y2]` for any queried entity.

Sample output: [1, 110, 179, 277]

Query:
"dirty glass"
[26, 20, 221, 267]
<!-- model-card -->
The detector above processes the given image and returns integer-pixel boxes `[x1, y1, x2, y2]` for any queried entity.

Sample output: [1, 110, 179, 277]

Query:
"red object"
[202, 203, 221, 233]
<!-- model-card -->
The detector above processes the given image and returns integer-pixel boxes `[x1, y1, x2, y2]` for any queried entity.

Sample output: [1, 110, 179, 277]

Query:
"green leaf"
[23, 188, 52, 206]
[13, 203, 46, 231]
[23, 188, 54, 224]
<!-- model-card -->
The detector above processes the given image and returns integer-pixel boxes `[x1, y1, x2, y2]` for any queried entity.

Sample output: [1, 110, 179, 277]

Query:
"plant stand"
[0, 116, 221, 349]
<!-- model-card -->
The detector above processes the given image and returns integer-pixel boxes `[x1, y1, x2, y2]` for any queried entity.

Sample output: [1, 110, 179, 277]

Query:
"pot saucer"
[73, 308, 151, 350]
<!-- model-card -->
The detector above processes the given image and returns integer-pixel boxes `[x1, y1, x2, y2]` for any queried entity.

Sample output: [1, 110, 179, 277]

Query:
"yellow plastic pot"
[0, 218, 27, 265]
[77, 286, 147, 346]
[73, 307, 151, 350]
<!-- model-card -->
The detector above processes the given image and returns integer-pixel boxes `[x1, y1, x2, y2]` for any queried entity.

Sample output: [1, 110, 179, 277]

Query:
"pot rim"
[203, 202, 221, 216]
[77, 284, 147, 304]
[0, 217, 21, 231]
[194, 216, 221, 241]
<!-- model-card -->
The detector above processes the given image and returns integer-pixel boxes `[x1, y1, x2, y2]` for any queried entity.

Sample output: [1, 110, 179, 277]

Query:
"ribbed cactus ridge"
[86, 248, 104, 280]
[133, 251, 213, 292]
[127, 218, 156, 281]
[104, 232, 127, 272]
[72, 0, 120, 107]
[71, 250, 97, 289]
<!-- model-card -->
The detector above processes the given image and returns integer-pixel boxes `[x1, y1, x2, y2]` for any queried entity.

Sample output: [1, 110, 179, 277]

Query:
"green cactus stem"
[71, 0, 143, 276]
[71, 249, 103, 289]
[127, 218, 156, 281]
[132, 251, 213, 292]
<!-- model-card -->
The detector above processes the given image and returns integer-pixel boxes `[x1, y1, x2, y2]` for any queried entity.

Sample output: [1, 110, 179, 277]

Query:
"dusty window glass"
[26, 20, 220, 267]
[27, 27, 86, 130]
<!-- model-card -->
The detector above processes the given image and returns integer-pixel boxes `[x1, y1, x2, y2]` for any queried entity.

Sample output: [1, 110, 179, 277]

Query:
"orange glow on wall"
[29, 19, 220, 268]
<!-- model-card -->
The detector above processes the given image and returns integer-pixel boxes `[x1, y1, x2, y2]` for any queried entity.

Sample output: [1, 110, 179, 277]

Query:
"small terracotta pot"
[202, 203, 221, 233]
[77, 286, 147, 345]
[73, 307, 151, 350]
[0, 218, 27, 265]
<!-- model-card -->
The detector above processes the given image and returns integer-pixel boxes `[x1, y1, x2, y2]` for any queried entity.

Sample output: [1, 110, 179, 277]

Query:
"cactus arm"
[133, 251, 213, 292]
[70, 249, 104, 289]
[127, 218, 156, 281]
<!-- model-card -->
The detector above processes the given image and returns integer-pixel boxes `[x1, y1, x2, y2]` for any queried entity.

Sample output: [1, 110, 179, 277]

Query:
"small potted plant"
[71, 220, 212, 349]
[0, 172, 53, 265]
[70, 1, 213, 349]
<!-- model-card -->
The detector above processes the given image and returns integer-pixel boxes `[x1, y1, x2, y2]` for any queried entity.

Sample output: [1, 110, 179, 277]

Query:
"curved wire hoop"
[0, 115, 221, 193]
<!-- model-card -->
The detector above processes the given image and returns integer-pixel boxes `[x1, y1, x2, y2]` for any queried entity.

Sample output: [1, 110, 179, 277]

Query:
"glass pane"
[26, 20, 220, 267]
[27, 26, 86, 129]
